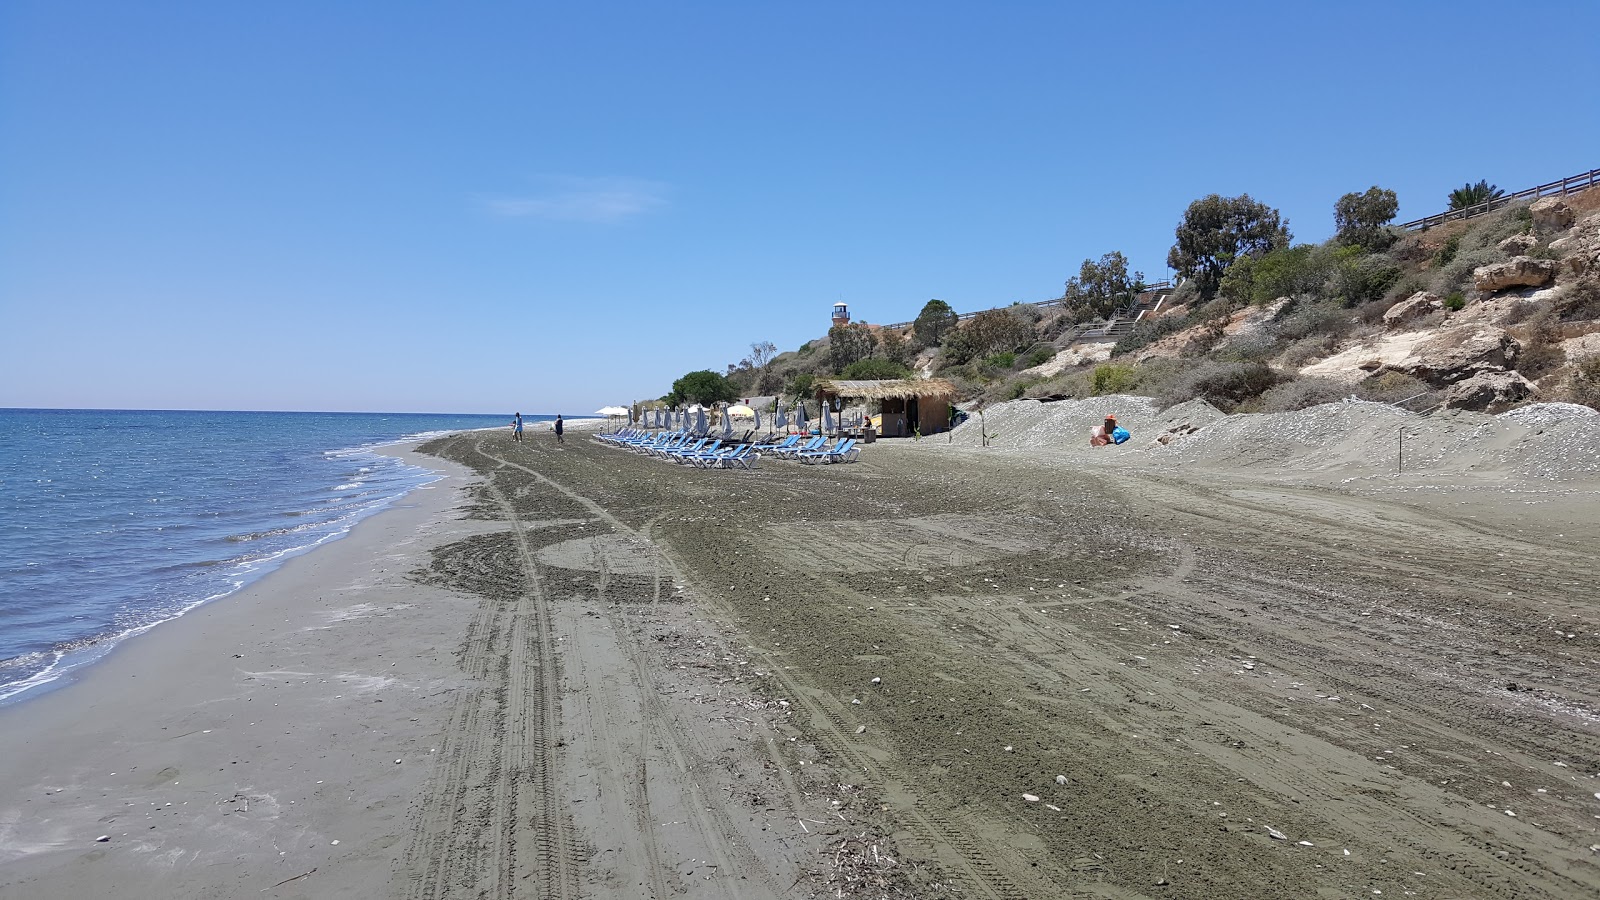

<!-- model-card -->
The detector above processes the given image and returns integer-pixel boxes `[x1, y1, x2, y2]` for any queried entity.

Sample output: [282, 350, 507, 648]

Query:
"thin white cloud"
[483, 175, 670, 224]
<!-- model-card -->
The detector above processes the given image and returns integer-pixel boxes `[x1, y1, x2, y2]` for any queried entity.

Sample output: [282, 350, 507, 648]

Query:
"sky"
[3, 1, 1598, 414]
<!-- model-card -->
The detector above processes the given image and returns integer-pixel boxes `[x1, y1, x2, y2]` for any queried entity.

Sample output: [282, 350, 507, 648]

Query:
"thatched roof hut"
[816, 378, 958, 437]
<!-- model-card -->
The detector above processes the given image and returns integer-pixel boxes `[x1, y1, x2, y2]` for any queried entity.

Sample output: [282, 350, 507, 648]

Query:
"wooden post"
[1398, 427, 1404, 474]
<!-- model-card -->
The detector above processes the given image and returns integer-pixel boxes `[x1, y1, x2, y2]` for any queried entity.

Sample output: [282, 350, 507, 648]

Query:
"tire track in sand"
[482, 446, 1032, 900]
[479, 447, 781, 899]
[396, 438, 580, 900]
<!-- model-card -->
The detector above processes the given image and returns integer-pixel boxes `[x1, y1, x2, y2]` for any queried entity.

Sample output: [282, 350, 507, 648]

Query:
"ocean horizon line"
[0, 406, 598, 418]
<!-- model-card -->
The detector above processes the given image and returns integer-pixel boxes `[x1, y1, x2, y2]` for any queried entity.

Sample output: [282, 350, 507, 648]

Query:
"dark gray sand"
[4, 427, 1598, 899]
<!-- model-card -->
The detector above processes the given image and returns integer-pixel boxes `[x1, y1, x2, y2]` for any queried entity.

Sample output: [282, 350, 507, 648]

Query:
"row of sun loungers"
[593, 429, 862, 467]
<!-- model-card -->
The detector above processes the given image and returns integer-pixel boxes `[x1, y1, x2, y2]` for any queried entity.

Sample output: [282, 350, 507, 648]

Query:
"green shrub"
[1356, 372, 1436, 406]
[1555, 275, 1600, 322]
[1434, 234, 1462, 267]
[1565, 354, 1600, 410]
[1258, 377, 1348, 412]
[1330, 247, 1403, 308]
[1281, 333, 1339, 368]
[840, 358, 912, 380]
[1023, 368, 1093, 400]
[1113, 313, 1190, 356]
[1443, 292, 1466, 311]
[797, 342, 814, 356]
[1219, 244, 1334, 306]
[984, 351, 1017, 369]
[1152, 360, 1285, 411]
[1514, 313, 1566, 379]
[1274, 300, 1354, 341]
[1023, 346, 1054, 369]
[1090, 363, 1138, 395]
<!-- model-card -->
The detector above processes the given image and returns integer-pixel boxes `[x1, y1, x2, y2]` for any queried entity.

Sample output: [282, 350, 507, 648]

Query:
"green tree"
[942, 309, 1033, 364]
[840, 358, 911, 380]
[1063, 251, 1145, 321]
[786, 373, 816, 400]
[878, 328, 911, 365]
[828, 322, 878, 372]
[1167, 194, 1292, 300]
[668, 370, 738, 406]
[1219, 244, 1333, 306]
[1447, 180, 1504, 211]
[911, 299, 960, 347]
[1333, 186, 1399, 251]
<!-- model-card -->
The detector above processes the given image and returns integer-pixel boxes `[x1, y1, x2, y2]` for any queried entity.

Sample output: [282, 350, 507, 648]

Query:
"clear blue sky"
[3, 1, 1597, 414]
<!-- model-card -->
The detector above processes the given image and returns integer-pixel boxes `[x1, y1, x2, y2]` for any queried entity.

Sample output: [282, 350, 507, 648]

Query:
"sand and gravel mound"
[945, 396, 1600, 481]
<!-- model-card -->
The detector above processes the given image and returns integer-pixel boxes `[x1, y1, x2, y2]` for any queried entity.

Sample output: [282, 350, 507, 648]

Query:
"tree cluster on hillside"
[1062, 251, 1145, 322]
[1167, 194, 1293, 300]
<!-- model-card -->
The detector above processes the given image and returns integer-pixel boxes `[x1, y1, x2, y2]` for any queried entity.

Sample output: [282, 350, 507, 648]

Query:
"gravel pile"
[947, 395, 1222, 451]
[941, 397, 1600, 481]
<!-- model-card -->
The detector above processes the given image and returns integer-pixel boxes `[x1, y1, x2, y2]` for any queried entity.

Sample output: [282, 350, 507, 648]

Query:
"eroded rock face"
[1382, 291, 1442, 329]
[1497, 233, 1538, 255]
[1551, 212, 1600, 279]
[1531, 197, 1575, 233]
[1385, 324, 1520, 386]
[1474, 256, 1559, 293]
[1441, 370, 1535, 412]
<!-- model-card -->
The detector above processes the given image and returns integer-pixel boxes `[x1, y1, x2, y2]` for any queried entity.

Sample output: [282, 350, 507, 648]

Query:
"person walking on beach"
[554, 415, 564, 443]
[512, 412, 524, 442]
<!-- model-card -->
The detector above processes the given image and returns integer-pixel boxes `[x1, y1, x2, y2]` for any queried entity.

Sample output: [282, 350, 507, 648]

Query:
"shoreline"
[0, 443, 481, 898]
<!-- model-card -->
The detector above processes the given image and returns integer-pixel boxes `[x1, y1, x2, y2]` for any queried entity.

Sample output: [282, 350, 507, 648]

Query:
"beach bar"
[816, 378, 957, 438]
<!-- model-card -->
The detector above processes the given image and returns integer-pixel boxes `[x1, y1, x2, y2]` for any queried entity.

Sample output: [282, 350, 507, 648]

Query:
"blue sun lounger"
[799, 438, 858, 465]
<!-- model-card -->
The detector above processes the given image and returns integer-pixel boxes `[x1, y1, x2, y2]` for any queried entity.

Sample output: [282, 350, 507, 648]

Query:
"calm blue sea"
[0, 409, 543, 704]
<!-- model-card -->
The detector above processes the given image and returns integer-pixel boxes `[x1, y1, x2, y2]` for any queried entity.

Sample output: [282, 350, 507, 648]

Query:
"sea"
[0, 408, 545, 705]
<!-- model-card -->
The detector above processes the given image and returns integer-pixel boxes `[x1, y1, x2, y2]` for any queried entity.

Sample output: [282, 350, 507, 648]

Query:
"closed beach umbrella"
[774, 404, 788, 432]
[753, 406, 762, 432]
[823, 404, 834, 434]
[795, 403, 807, 433]
[721, 406, 733, 437]
[695, 407, 708, 435]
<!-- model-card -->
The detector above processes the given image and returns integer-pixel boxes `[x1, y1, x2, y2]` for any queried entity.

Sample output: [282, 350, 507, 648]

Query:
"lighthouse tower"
[831, 302, 850, 328]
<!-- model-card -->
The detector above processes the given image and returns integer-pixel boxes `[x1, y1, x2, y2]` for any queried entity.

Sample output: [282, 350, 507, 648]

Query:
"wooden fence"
[1398, 168, 1598, 231]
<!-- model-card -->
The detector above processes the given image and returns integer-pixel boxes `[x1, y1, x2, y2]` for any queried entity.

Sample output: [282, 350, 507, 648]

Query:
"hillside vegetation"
[659, 181, 1600, 418]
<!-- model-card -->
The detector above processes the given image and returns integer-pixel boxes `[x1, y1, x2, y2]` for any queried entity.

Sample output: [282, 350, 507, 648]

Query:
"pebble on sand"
[95, 835, 109, 842]
[1055, 775, 1068, 785]
[1022, 794, 1040, 802]
[1265, 826, 1289, 840]
[855, 725, 866, 734]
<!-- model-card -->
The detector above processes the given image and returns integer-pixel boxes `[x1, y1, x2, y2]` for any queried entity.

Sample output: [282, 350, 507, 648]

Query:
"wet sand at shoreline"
[3, 428, 1598, 898]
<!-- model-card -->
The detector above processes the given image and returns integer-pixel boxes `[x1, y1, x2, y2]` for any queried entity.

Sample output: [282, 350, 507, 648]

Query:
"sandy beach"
[3, 417, 1599, 899]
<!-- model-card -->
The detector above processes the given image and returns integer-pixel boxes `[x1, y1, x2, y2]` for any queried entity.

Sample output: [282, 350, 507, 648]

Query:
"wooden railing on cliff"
[1398, 167, 1599, 232]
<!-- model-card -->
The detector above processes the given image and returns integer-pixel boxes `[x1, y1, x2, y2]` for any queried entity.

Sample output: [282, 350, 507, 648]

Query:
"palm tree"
[1447, 180, 1506, 211]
